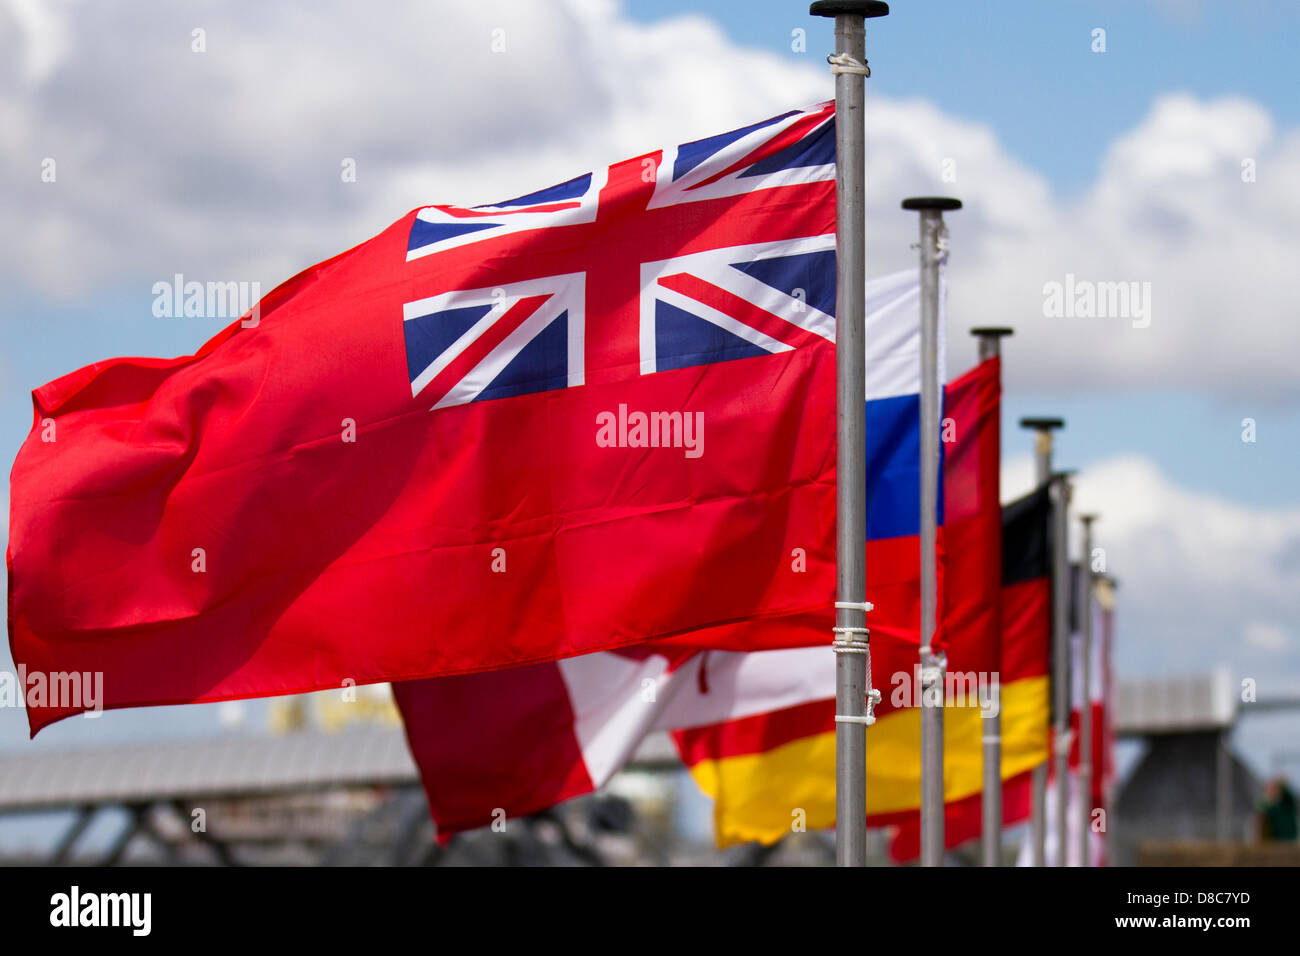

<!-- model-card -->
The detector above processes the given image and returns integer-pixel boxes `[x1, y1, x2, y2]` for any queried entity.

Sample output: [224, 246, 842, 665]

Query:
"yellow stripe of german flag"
[687, 675, 1049, 848]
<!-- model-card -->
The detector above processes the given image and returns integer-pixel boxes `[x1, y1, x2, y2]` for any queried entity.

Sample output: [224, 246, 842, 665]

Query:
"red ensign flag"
[9, 103, 841, 733]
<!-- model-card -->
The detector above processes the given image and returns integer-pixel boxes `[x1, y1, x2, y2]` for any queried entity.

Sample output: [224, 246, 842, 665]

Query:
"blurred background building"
[0, 671, 1297, 866]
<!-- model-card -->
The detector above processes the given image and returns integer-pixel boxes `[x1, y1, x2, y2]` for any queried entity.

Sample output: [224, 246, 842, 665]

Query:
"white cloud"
[954, 92, 1300, 401]
[1001, 453, 1300, 684]
[1, 0, 1298, 403]
[3, 0, 69, 85]
[1001, 452, 1038, 504]
[1070, 456, 1300, 601]
[1244, 621, 1289, 652]
[0, 0, 825, 297]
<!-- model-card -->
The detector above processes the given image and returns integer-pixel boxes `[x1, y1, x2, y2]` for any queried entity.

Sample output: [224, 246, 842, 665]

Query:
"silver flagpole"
[1050, 469, 1074, 865]
[810, 0, 890, 869]
[903, 195, 962, 868]
[1077, 513, 1098, 867]
[1018, 416, 1063, 867]
[972, 326, 1013, 867]
[1099, 573, 1118, 864]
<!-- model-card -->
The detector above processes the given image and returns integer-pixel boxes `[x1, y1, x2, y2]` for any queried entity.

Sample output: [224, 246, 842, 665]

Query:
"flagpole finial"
[810, 1, 890, 17]
[1019, 416, 1064, 432]
[971, 327, 1012, 361]
[902, 196, 963, 211]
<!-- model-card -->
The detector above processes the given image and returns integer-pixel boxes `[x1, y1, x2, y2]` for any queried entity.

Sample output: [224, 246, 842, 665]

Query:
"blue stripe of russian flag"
[862, 269, 946, 542]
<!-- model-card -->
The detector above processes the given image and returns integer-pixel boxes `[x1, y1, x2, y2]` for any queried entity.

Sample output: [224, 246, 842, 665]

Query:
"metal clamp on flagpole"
[833, 601, 881, 725]
[919, 648, 946, 697]
[827, 52, 870, 76]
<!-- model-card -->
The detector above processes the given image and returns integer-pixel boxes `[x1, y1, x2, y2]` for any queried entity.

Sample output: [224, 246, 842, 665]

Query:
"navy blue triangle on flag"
[730, 251, 837, 318]
[653, 300, 771, 373]
[476, 310, 570, 402]
[405, 304, 492, 386]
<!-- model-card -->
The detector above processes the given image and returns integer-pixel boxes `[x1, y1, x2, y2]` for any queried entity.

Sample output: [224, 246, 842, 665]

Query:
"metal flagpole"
[810, 0, 890, 869]
[1077, 513, 1098, 867]
[1099, 573, 1118, 863]
[1018, 416, 1063, 867]
[903, 195, 961, 867]
[972, 327, 1013, 866]
[1049, 469, 1073, 865]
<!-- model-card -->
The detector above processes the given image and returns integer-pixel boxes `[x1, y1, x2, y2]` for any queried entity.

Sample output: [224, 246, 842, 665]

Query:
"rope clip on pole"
[833, 600, 880, 725]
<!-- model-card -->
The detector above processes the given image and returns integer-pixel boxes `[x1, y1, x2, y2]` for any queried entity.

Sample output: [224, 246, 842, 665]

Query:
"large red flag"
[9, 103, 841, 734]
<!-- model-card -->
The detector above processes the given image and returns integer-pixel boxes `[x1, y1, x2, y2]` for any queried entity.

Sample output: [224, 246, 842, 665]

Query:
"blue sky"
[630, 0, 1300, 193]
[1, 0, 1298, 824]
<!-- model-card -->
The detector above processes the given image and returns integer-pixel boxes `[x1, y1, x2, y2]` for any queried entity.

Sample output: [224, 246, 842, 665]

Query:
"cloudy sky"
[2, 0, 1298, 784]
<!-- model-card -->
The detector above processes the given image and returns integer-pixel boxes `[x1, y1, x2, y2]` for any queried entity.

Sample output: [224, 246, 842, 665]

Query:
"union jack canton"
[401, 101, 837, 410]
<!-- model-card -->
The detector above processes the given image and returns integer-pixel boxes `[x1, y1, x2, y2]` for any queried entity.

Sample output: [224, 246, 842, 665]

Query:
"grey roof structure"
[0, 727, 417, 812]
[5, 664, 1273, 818]
[1114, 669, 1238, 736]
[0, 727, 682, 813]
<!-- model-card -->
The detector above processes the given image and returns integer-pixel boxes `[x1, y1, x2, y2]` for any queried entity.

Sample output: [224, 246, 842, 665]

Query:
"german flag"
[887, 483, 1052, 859]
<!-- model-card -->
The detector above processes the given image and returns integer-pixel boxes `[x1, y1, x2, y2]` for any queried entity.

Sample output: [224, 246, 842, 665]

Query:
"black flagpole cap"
[970, 326, 1014, 338]
[1019, 417, 1065, 431]
[810, 1, 890, 18]
[901, 196, 963, 211]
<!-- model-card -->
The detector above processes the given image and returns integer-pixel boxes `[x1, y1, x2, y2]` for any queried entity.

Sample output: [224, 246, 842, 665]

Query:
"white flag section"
[1020, 768, 1107, 867]
[860, 267, 946, 401]
[558, 646, 832, 788]
[1017, 584, 1110, 866]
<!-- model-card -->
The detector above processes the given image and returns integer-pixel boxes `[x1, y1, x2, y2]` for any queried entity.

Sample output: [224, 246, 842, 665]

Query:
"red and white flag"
[1017, 572, 1113, 866]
